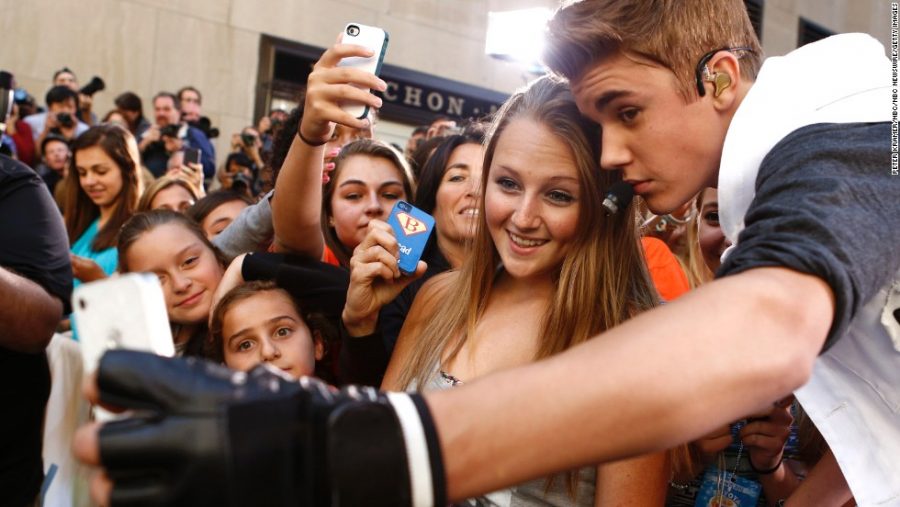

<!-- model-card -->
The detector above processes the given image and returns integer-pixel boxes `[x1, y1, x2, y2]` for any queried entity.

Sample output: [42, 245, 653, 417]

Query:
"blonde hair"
[397, 74, 658, 497]
[400, 75, 657, 383]
[683, 191, 715, 288]
[544, 0, 763, 101]
[137, 175, 201, 212]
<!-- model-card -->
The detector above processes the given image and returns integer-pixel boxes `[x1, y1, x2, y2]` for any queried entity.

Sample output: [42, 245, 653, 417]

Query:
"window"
[798, 17, 835, 47]
[744, 0, 764, 42]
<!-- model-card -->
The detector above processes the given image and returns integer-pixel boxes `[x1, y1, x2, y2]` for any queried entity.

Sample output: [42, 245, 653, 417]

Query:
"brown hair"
[208, 280, 336, 383]
[396, 75, 659, 496]
[544, 0, 763, 101]
[64, 124, 143, 251]
[322, 138, 416, 266]
[137, 175, 201, 212]
[117, 210, 226, 273]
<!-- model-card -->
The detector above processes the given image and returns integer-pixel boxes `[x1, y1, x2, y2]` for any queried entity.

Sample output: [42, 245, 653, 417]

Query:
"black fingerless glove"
[97, 350, 446, 507]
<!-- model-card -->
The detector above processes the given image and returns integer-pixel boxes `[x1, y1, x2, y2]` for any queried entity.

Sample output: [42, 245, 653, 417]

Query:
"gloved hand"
[90, 350, 445, 507]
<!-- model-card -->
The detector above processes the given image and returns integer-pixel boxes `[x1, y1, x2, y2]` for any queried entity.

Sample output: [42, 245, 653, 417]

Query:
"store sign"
[379, 79, 502, 119]
[266, 40, 507, 125]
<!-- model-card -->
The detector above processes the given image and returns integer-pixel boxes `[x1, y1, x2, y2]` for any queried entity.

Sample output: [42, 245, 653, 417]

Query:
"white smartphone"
[337, 22, 389, 119]
[73, 273, 174, 376]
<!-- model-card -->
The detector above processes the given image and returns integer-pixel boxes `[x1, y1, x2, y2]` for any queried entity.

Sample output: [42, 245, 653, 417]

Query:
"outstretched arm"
[429, 267, 833, 501]
[271, 36, 386, 258]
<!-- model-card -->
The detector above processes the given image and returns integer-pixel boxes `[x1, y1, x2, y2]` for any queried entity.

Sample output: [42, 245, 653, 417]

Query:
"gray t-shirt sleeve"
[211, 190, 274, 262]
[718, 122, 900, 351]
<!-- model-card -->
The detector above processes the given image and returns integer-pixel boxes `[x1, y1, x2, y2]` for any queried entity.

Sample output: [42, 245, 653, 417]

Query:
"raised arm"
[429, 267, 833, 501]
[271, 37, 386, 258]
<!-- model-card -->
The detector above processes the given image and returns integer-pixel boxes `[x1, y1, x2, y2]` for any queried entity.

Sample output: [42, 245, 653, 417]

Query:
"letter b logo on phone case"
[388, 201, 435, 275]
[397, 213, 427, 236]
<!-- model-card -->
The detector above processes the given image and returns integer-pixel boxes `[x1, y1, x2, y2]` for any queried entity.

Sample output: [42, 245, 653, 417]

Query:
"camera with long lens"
[160, 124, 182, 138]
[230, 172, 252, 193]
[56, 112, 75, 128]
[80, 76, 105, 97]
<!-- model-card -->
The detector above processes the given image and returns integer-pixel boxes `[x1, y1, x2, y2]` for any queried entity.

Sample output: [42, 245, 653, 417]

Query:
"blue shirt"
[71, 218, 118, 288]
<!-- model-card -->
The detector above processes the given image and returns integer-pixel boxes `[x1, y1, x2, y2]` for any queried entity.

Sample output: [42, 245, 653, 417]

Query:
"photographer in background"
[178, 86, 219, 142]
[52, 67, 104, 126]
[77, 76, 105, 126]
[219, 151, 257, 199]
[24, 85, 89, 148]
[257, 108, 287, 157]
[0, 73, 37, 166]
[114, 91, 150, 139]
[139, 92, 215, 179]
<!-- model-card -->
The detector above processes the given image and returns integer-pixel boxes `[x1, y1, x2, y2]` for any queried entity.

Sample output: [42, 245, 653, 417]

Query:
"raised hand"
[298, 34, 387, 145]
[342, 220, 426, 336]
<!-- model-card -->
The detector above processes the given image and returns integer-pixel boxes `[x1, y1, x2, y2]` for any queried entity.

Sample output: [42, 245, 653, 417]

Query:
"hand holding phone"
[184, 147, 201, 166]
[337, 23, 389, 119]
[343, 220, 427, 336]
[387, 201, 435, 275]
[73, 273, 174, 376]
[298, 25, 389, 145]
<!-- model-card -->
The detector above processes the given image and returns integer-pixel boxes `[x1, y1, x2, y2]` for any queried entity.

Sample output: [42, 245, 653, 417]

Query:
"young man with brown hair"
[74, 2, 898, 505]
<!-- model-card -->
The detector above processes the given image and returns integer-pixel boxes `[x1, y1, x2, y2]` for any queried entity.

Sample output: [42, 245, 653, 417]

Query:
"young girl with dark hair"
[208, 280, 335, 384]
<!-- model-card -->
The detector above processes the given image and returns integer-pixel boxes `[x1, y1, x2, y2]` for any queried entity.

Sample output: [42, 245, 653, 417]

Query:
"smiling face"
[434, 142, 484, 248]
[329, 154, 407, 250]
[571, 51, 728, 214]
[75, 146, 124, 211]
[123, 223, 224, 325]
[221, 290, 322, 379]
[484, 118, 581, 282]
[150, 184, 195, 213]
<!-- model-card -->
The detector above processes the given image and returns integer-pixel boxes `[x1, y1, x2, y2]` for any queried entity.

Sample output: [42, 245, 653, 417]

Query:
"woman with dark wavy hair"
[64, 123, 142, 285]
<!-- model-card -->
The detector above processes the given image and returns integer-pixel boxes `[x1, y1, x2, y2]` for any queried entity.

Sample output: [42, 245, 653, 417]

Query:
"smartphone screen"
[184, 147, 201, 165]
[337, 23, 389, 119]
[387, 201, 435, 275]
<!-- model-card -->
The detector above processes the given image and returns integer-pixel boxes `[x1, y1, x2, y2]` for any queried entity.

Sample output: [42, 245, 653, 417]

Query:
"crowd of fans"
[1, 3, 877, 501]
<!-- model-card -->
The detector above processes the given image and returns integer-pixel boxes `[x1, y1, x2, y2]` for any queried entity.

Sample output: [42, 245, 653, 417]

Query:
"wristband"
[297, 129, 328, 147]
[748, 456, 783, 475]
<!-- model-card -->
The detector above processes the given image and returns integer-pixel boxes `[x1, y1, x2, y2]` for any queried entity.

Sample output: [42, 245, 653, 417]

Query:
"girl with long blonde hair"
[378, 76, 667, 505]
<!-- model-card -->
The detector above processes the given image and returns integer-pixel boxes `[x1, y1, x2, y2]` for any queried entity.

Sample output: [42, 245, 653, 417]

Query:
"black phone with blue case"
[387, 200, 434, 275]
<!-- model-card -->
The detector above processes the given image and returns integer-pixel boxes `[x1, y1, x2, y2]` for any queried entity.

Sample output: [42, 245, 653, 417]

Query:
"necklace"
[713, 439, 743, 507]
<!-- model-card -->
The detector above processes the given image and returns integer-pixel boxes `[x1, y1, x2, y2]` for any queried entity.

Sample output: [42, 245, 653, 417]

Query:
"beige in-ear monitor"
[704, 67, 732, 98]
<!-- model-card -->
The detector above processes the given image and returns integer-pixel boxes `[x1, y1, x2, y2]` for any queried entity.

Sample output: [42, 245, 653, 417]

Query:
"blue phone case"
[387, 200, 435, 275]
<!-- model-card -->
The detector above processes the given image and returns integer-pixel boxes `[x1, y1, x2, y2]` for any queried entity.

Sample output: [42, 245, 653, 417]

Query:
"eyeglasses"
[694, 47, 755, 97]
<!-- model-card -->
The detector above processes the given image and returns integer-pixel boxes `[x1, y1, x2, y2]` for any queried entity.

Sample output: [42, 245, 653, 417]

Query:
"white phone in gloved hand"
[74, 272, 174, 373]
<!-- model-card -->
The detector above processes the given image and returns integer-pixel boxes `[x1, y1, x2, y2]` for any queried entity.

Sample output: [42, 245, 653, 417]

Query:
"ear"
[703, 52, 743, 111]
[313, 329, 325, 361]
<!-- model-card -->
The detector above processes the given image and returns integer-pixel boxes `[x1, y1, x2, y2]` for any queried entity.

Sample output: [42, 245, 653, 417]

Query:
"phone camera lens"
[347, 24, 360, 36]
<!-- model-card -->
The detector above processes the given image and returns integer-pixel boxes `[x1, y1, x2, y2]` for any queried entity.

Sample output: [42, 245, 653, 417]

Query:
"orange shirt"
[641, 236, 690, 301]
[322, 245, 341, 267]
